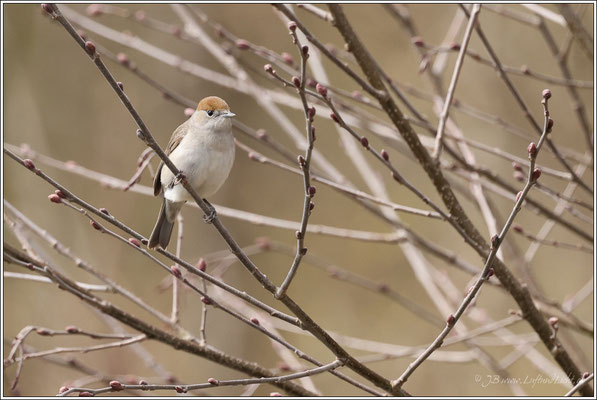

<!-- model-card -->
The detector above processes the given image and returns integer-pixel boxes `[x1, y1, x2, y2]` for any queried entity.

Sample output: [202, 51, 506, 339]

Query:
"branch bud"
[264, 64, 273, 73]
[330, 112, 339, 123]
[291, 76, 301, 88]
[109, 381, 123, 391]
[117, 82, 124, 91]
[531, 167, 541, 182]
[287, 21, 297, 32]
[23, 159, 36, 170]
[308, 186, 316, 197]
[198, 258, 207, 272]
[281, 52, 294, 65]
[512, 224, 523, 233]
[308, 106, 316, 120]
[360, 136, 369, 147]
[90, 220, 101, 231]
[235, 39, 250, 50]
[316, 83, 328, 98]
[41, 3, 54, 15]
[65, 325, 80, 333]
[207, 378, 219, 386]
[381, 149, 389, 161]
[48, 194, 62, 204]
[84, 41, 96, 56]
[128, 238, 141, 247]
[175, 386, 187, 393]
[250, 317, 260, 325]
[201, 296, 212, 305]
[527, 142, 537, 159]
[542, 89, 551, 100]
[546, 117, 554, 132]
[301, 45, 309, 57]
[170, 265, 182, 279]
[447, 314, 455, 326]
[411, 36, 425, 47]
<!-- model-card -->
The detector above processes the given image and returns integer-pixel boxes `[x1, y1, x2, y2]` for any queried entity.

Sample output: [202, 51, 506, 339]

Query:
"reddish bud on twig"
[86, 4, 103, 17]
[301, 45, 309, 56]
[308, 186, 316, 197]
[300, 247, 308, 255]
[59, 386, 70, 394]
[547, 117, 554, 132]
[270, 392, 282, 397]
[306, 78, 317, 88]
[128, 238, 141, 247]
[531, 168, 542, 182]
[448, 42, 460, 51]
[287, 21, 297, 32]
[291, 76, 301, 88]
[515, 191, 523, 202]
[527, 142, 537, 158]
[99, 207, 110, 215]
[139, 380, 148, 386]
[90, 220, 101, 231]
[198, 258, 207, 272]
[79, 391, 94, 397]
[250, 317, 260, 325]
[309, 202, 315, 211]
[330, 112, 340, 123]
[48, 194, 62, 204]
[23, 159, 36, 170]
[351, 90, 363, 99]
[513, 171, 525, 182]
[84, 41, 96, 56]
[175, 386, 187, 393]
[264, 64, 273, 73]
[316, 83, 328, 97]
[117, 82, 124, 91]
[548, 316, 559, 327]
[381, 149, 389, 161]
[36, 328, 51, 336]
[207, 378, 218, 385]
[512, 224, 523, 233]
[41, 4, 54, 15]
[311, 126, 316, 141]
[512, 162, 522, 172]
[308, 107, 316, 120]
[134, 10, 145, 21]
[521, 65, 530, 75]
[55, 189, 66, 199]
[583, 372, 590, 379]
[256, 129, 268, 140]
[295, 230, 303, 239]
[281, 52, 294, 65]
[490, 234, 500, 248]
[255, 236, 271, 250]
[235, 39, 250, 50]
[170, 265, 182, 279]
[278, 362, 291, 371]
[447, 314, 455, 326]
[486, 268, 494, 279]
[542, 89, 552, 100]
[109, 381, 123, 391]
[297, 155, 305, 166]
[65, 325, 80, 333]
[411, 36, 425, 47]
[360, 137, 369, 147]
[201, 296, 212, 305]
[248, 152, 260, 161]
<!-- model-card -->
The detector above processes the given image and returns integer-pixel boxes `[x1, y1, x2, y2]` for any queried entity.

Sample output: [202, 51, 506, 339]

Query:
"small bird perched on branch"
[148, 96, 236, 249]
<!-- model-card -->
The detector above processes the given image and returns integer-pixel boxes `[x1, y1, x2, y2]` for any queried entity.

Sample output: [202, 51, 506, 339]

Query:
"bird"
[148, 96, 235, 249]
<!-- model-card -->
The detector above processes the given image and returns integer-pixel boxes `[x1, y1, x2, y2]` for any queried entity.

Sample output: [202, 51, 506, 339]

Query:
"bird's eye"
[207, 110, 214, 117]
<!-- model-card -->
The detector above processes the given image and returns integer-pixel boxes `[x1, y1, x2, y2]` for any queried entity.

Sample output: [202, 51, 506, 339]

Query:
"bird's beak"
[223, 111, 236, 118]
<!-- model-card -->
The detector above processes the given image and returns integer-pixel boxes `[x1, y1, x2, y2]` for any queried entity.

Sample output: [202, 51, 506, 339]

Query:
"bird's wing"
[153, 120, 189, 196]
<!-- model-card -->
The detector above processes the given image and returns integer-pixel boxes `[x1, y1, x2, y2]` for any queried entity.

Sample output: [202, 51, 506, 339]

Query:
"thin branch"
[432, 4, 480, 161]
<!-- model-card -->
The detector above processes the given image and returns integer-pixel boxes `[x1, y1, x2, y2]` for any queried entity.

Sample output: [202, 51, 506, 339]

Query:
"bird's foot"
[203, 199, 217, 224]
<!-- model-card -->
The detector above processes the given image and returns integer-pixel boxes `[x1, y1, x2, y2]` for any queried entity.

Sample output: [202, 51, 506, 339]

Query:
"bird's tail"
[148, 200, 182, 249]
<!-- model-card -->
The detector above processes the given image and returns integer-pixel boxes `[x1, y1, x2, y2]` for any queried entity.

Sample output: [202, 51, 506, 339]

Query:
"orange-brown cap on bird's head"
[197, 96, 234, 117]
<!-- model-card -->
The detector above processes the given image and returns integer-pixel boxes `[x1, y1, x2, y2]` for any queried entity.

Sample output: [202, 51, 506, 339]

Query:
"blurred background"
[3, 3, 594, 396]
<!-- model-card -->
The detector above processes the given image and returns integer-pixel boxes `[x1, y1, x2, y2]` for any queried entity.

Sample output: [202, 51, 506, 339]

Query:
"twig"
[59, 359, 344, 396]
[432, 4, 480, 161]
[556, 4, 593, 60]
[277, 27, 320, 298]
[565, 373, 594, 397]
